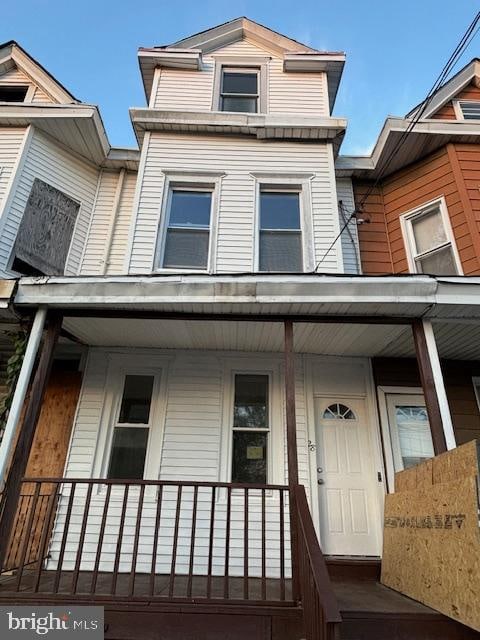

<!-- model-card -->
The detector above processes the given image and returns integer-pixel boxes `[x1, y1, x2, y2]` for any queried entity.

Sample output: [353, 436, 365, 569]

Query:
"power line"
[314, 10, 480, 272]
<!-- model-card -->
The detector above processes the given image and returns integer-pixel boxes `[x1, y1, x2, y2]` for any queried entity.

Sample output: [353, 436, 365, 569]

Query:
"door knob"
[317, 479, 324, 485]
[317, 467, 323, 474]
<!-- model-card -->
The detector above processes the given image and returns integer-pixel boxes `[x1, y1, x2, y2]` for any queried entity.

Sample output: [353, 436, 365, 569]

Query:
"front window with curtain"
[259, 190, 303, 272]
[162, 189, 212, 270]
[107, 374, 155, 479]
[232, 374, 269, 484]
[404, 203, 460, 275]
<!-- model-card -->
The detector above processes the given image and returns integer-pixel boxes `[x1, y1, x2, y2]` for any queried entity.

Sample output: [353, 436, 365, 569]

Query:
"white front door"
[314, 397, 381, 556]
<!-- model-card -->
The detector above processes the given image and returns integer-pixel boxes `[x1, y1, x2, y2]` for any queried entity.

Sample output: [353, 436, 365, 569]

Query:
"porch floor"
[0, 570, 293, 604]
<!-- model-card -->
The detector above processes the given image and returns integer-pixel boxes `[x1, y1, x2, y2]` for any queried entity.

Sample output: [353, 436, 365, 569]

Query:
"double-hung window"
[259, 190, 303, 272]
[231, 374, 269, 484]
[220, 68, 259, 113]
[162, 188, 212, 270]
[107, 374, 155, 479]
[401, 200, 461, 275]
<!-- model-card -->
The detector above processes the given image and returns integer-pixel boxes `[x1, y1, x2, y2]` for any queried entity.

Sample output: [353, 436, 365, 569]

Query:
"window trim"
[92, 353, 171, 487]
[154, 171, 224, 274]
[212, 57, 269, 114]
[251, 173, 315, 273]
[400, 196, 463, 275]
[453, 99, 480, 120]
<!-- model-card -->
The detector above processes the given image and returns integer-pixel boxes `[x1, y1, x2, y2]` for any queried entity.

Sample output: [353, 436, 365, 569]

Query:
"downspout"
[0, 305, 47, 484]
[102, 169, 126, 275]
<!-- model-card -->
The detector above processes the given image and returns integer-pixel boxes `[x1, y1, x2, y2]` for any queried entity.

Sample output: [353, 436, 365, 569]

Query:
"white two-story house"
[0, 17, 478, 640]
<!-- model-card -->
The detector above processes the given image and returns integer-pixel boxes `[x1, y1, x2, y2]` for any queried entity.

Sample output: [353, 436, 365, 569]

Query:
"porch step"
[326, 561, 478, 640]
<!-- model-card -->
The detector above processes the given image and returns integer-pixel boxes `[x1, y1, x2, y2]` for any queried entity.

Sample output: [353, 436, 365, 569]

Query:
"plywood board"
[382, 440, 480, 631]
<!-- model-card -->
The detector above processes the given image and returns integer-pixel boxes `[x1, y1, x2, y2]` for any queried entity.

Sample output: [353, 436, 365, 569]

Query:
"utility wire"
[314, 11, 480, 272]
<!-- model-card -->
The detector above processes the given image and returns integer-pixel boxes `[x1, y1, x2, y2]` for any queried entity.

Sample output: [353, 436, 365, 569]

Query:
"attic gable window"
[458, 100, 480, 119]
[220, 68, 259, 113]
[0, 85, 28, 102]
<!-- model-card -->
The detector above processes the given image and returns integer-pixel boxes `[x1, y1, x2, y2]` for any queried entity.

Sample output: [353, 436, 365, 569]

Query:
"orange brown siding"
[431, 81, 480, 120]
[355, 145, 480, 275]
[354, 183, 393, 274]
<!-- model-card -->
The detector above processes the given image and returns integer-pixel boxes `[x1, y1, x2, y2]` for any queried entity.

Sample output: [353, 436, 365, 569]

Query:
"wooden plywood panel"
[382, 440, 480, 631]
[3, 368, 82, 571]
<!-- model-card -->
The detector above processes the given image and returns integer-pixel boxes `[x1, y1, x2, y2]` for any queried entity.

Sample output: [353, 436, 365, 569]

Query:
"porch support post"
[412, 319, 456, 454]
[0, 310, 62, 570]
[284, 319, 299, 601]
[0, 306, 47, 484]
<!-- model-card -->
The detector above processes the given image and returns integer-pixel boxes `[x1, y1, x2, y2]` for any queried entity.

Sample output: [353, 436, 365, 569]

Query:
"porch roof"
[12, 274, 480, 360]
[12, 273, 480, 320]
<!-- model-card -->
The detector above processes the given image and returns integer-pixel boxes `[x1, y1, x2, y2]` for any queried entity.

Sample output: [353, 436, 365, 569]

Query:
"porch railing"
[1, 478, 292, 605]
[295, 484, 342, 640]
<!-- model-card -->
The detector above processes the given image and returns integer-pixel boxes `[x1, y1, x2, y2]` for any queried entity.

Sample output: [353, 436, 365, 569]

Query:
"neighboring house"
[0, 18, 478, 640]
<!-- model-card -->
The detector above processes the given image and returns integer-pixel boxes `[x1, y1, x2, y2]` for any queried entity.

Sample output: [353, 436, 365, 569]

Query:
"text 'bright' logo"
[5, 609, 101, 636]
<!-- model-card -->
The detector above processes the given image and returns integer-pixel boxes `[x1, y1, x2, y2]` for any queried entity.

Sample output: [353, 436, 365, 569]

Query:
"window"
[458, 101, 480, 119]
[220, 68, 259, 113]
[401, 200, 461, 275]
[162, 188, 212, 270]
[322, 403, 356, 420]
[232, 374, 269, 484]
[391, 405, 434, 469]
[259, 190, 303, 272]
[107, 374, 154, 479]
[0, 86, 28, 102]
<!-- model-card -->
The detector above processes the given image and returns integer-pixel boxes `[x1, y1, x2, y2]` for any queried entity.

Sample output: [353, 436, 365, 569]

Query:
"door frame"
[304, 356, 386, 555]
[377, 385, 425, 492]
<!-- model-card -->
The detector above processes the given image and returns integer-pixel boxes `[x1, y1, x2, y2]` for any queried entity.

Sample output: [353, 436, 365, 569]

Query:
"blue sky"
[2, 0, 479, 154]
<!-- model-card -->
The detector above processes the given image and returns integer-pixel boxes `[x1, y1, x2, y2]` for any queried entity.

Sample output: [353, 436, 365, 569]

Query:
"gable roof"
[138, 17, 345, 109]
[407, 58, 480, 120]
[0, 40, 78, 104]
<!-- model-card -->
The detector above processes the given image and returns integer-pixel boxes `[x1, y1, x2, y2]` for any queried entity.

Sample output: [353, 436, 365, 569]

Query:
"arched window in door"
[322, 403, 356, 420]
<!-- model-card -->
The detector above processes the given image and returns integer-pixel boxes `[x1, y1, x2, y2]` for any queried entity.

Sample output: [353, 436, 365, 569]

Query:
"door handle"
[317, 479, 325, 485]
[317, 467, 323, 474]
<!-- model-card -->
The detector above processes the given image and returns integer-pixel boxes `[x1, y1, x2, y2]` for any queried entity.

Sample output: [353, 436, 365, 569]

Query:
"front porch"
[1, 274, 480, 638]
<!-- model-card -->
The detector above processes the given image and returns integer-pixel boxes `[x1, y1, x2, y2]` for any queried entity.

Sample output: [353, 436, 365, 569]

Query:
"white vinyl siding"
[106, 171, 137, 274]
[0, 66, 55, 103]
[154, 37, 329, 116]
[81, 169, 138, 275]
[0, 127, 26, 211]
[2, 129, 99, 275]
[336, 178, 360, 274]
[129, 133, 340, 274]
[51, 347, 313, 577]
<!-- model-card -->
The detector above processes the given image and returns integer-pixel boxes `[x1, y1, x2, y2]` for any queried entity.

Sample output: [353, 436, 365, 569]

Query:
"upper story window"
[0, 85, 28, 102]
[259, 190, 303, 272]
[457, 100, 480, 119]
[220, 68, 259, 113]
[161, 188, 213, 270]
[401, 199, 462, 275]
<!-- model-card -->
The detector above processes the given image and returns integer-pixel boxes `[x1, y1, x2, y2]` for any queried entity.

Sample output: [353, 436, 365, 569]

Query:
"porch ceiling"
[61, 317, 480, 361]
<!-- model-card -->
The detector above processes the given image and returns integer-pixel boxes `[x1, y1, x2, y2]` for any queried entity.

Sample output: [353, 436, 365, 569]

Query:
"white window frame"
[251, 172, 315, 272]
[212, 57, 269, 114]
[453, 99, 480, 120]
[400, 196, 463, 275]
[220, 357, 284, 488]
[93, 353, 171, 491]
[154, 171, 224, 274]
